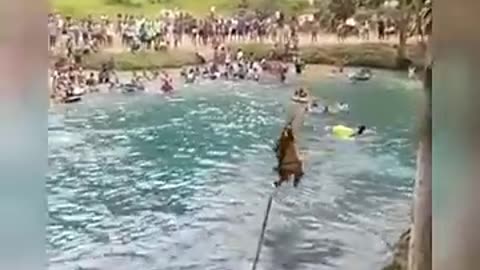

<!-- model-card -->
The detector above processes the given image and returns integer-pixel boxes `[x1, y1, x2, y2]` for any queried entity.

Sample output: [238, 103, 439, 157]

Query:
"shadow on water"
[265, 225, 345, 270]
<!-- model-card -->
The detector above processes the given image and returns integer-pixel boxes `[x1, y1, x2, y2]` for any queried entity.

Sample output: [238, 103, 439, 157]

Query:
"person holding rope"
[272, 124, 304, 188]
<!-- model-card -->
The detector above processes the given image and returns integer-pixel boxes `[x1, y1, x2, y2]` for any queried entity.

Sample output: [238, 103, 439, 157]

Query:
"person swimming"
[408, 66, 416, 79]
[86, 72, 96, 87]
[280, 64, 288, 83]
[161, 71, 174, 92]
[185, 68, 196, 83]
[294, 56, 305, 75]
[322, 102, 349, 114]
[291, 88, 310, 104]
[331, 124, 366, 139]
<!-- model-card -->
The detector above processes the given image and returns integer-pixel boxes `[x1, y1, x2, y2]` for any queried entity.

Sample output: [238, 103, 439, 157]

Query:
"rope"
[251, 189, 277, 270]
[252, 102, 305, 269]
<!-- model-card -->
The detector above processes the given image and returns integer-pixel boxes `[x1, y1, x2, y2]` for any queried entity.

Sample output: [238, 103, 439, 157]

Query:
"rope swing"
[251, 189, 278, 270]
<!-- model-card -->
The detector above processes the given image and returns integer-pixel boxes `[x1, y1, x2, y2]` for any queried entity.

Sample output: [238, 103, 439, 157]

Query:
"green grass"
[50, 0, 314, 17]
[65, 43, 424, 71]
[233, 43, 424, 70]
[80, 49, 205, 70]
[52, 0, 241, 17]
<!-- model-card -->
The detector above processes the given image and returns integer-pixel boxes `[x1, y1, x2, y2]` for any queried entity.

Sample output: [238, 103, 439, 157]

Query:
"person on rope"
[272, 124, 304, 188]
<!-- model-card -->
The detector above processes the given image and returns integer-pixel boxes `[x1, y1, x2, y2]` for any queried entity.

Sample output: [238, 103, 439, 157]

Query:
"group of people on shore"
[179, 45, 305, 84]
[49, 47, 306, 105]
[48, 9, 319, 54]
[49, 57, 178, 104]
[48, 8, 402, 58]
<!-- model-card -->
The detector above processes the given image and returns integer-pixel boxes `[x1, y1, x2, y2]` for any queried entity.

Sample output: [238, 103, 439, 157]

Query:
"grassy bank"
[234, 42, 425, 70]
[51, 0, 237, 17]
[51, 0, 312, 17]
[79, 49, 205, 70]
[74, 43, 425, 71]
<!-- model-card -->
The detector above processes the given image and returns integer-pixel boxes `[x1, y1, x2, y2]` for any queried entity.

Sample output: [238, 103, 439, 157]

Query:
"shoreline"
[52, 42, 425, 72]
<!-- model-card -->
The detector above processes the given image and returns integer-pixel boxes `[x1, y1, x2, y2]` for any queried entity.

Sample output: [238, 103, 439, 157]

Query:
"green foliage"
[286, 0, 311, 14]
[327, 0, 357, 21]
[51, 0, 239, 17]
[106, 0, 147, 8]
[52, 0, 312, 17]
[250, 0, 278, 14]
[246, 0, 311, 15]
[358, 0, 384, 8]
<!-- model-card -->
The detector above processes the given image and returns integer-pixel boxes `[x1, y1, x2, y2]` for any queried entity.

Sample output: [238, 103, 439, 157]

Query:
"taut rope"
[251, 189, 278, 270]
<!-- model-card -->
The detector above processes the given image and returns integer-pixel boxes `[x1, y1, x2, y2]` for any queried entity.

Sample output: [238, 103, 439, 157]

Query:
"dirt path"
[103, 32, 419, 58]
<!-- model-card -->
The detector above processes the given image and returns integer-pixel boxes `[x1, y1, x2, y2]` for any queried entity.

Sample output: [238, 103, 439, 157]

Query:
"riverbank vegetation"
[80, 49, 205, 70]
[235, 42, 424, 69]
[75, 42, 424, 71]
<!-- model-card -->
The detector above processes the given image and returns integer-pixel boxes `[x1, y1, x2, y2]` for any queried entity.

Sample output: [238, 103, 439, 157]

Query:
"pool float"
[309, 106, 326, 114]
[348, 69, 372, 81]
[64, 96, 82, 104]
[332, 125, 355, 140]
[122, 83, 145, 93]
[337, 103, 349, 112]
[72, 86, 86, 96]
[290, 89, 310, 104]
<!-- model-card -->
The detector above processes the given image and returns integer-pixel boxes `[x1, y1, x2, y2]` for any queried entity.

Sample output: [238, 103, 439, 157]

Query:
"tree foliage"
[357, 0, 384, 8]
[327, 0, 356, 21]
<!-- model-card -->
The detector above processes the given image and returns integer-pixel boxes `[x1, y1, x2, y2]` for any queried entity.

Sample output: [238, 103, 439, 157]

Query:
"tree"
[327, 0, 357, 21]
[238, 0, 249, 9]
[380, 0, 415, 66]
[357, 0, 384, 8]
[397, 0, 410, 63]
[407, 1, 432, 270]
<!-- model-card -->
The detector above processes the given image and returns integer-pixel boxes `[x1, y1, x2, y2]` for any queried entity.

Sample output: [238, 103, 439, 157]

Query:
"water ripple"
[48, 78, 417, 270]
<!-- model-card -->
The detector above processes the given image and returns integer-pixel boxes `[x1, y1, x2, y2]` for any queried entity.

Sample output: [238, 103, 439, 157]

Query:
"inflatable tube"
[348, 71, 371, 81]
[71, 87, 87, 96]
[64, 96, 82, 104]
[122, 83, 145, 93]
[332, 125, 355, 139]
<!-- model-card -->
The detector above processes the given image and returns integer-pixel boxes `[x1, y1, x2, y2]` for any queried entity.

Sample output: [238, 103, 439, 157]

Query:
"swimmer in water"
[131, 71, 139, 85]
[331, 124, 366, 139]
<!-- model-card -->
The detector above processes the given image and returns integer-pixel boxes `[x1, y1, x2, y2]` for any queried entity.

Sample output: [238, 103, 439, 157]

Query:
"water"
[48, 71, 422, 270]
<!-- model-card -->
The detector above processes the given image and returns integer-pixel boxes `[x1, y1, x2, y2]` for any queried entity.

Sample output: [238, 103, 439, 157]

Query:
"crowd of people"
[49, 45, 306, 104]
[48, 8, 405, 105]
[178, 45, 306, 84]
[48, 9, 401, 56]
[49, 57, 179, 103]
[48, 10, 310, 55]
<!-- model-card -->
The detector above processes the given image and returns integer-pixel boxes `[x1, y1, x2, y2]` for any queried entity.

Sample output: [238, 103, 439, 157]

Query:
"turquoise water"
[48, 71, 422, 270]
